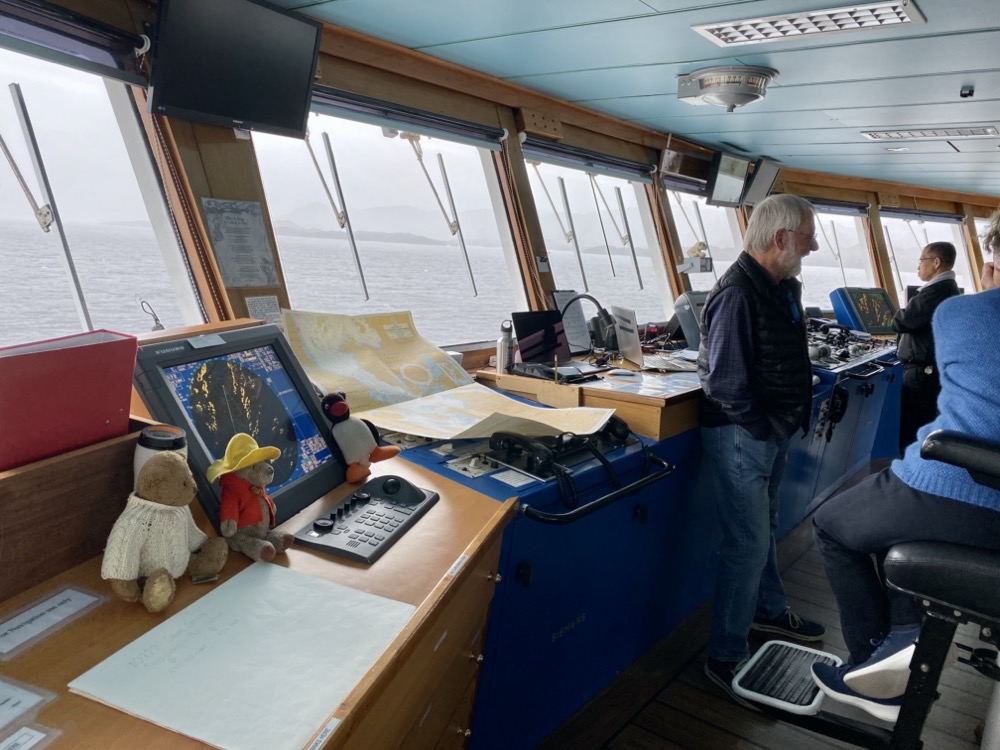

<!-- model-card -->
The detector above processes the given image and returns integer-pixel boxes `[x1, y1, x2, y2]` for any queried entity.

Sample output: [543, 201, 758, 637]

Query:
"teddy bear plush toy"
[101, 451, 228, 613]
[207, 433, 293, 562]
[321, 391, 400, 484]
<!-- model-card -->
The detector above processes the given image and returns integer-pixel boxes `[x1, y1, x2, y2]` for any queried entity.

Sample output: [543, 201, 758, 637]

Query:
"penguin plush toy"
[321, 391, 401, 484]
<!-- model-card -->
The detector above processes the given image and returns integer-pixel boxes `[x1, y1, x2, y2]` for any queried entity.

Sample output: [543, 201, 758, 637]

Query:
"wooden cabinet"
[0, 457, 515, 750]
[329, 533, 503, 750]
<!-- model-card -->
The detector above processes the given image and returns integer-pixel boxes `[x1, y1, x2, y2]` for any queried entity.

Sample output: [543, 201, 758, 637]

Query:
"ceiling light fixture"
[677, 65, 778, 112]
[692, 1, 924, 47]
[862, 126, 999, 140]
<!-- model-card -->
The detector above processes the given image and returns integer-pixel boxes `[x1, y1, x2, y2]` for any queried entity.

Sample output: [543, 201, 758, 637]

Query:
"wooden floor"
[538, 510, 992, 750]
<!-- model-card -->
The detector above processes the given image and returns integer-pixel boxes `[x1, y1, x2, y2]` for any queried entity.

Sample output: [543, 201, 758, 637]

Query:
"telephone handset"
[488, 431, 553, 475]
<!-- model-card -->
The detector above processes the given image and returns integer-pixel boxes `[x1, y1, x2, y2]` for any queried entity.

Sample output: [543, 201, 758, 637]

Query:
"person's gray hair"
[744, 194, 816, 254]
[982, 207, 1000, 256]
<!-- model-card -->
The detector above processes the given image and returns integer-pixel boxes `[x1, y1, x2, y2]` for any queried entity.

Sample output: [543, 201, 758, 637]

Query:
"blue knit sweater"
[892, 287, 1000, 510]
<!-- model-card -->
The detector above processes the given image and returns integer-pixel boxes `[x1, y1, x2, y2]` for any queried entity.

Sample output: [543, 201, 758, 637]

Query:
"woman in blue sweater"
[810, 215, 1000, 722]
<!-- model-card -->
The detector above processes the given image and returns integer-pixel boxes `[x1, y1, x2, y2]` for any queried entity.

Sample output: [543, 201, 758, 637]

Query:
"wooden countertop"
[0, 458, 516, 749]
[475, 368, 701, 440]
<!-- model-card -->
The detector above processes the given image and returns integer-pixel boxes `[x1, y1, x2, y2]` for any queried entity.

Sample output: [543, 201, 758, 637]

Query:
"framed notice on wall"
[201, 198, 278, 288]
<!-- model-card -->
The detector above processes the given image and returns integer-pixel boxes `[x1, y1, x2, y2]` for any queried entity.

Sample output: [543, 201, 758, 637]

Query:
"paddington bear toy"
[321, 391, 400, 484]
[207, 433, 293, 562]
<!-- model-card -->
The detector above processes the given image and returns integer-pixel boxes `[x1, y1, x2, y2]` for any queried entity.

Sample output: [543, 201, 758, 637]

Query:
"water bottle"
[496, 320, 514, 373]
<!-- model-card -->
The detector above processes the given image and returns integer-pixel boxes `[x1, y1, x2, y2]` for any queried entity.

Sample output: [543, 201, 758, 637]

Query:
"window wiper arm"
[3, 82, 92, 330]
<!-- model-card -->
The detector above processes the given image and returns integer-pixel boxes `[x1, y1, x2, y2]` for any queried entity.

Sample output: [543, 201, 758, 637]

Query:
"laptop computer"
[510, 311, 610, 381]
[610, 305, 698, 372]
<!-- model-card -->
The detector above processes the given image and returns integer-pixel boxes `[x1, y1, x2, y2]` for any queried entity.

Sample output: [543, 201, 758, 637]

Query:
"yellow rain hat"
[207, 433, 281, 484]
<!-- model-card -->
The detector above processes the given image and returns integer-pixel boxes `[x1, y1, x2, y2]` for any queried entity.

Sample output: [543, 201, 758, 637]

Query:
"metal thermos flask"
[133, 424, 188, 489]
[496, 320, 514, 373]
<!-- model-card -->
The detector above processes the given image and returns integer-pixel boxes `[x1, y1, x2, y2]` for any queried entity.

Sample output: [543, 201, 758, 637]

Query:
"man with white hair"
[697, 193, 825, 705]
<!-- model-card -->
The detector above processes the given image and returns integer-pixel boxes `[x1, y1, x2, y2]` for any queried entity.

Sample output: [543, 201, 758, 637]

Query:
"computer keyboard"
[642, 353, 698, 372]
[294, 474, 439, 564]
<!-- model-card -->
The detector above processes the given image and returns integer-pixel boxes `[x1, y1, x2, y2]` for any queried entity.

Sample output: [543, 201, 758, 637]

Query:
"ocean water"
[0, 220, 871, 348]
[0, 221, 185, 348]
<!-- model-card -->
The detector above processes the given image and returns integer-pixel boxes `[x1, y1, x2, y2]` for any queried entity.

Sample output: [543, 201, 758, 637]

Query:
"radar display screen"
[163, 344, 333, 494]
[845, 288, 897, 335]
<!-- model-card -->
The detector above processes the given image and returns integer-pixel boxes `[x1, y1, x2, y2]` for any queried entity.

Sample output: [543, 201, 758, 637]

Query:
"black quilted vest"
[697, 252, 812, 440]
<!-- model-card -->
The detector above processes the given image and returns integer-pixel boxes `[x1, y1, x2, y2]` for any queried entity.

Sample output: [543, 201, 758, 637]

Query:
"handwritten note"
[69, 564, 415, 750]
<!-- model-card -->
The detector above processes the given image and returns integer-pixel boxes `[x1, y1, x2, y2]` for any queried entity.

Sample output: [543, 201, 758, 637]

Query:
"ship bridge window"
[879, 208, 975, 302]
[252, 111, 520, 347]
[526, 159, 672, 320]
[667, 191, 742, 300]
[799, 202, 875, 310]
[976, 216, 995, 255]
[0, 46, 202, 348]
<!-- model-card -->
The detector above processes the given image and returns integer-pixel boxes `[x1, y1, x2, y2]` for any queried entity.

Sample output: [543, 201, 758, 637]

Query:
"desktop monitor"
[829, 287, 898, 335]
[133, 324, 344, 531]
[705, 152, 752, 208]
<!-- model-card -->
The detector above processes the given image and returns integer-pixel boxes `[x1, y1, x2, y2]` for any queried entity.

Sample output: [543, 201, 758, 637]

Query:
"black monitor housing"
[133, 325, 345, 531]
[671, 291, 709, 349]
[740, 158, 782, 206]
[147, 0, 322, 138]
[705, 151, 752, 207]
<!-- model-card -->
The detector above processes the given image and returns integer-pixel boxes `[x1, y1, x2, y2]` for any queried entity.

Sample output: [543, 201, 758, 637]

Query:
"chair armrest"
[920, 430, 1000, 490]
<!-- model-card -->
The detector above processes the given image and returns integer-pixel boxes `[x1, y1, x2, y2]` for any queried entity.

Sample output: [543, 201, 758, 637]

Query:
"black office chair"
[738, 429, 1000, 749]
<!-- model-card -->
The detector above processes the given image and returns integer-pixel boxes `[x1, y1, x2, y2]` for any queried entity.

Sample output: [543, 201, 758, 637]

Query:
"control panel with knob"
[295, 475, 439, 564]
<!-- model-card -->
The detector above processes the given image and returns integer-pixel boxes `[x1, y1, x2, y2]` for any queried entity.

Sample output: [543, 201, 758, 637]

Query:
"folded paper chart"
[360, 382, 614, 440]
[283, 309, 473, 413]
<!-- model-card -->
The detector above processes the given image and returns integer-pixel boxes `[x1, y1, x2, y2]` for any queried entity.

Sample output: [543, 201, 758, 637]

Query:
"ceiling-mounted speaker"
[677, 65, 778, 113]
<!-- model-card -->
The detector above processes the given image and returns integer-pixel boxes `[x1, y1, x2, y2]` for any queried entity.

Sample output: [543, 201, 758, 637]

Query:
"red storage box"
[0, 330, 138, 471]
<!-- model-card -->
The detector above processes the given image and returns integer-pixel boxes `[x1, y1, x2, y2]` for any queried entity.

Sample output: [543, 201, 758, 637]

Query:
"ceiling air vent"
[692, 1, 925, 47]
[861, 127, 999, 140]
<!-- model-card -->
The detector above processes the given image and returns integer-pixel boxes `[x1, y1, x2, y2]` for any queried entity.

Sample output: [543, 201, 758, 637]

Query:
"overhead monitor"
[133, 325, 344, 531]
[829, 287, 898, 335]
[705, 152, 752, 207]
[147, 0, 322, 138]
[740, 158, 782, 205]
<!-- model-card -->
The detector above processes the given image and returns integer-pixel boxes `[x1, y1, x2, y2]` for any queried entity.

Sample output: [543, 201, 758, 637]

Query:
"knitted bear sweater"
[892, 287, 1000, 510]
[101, 494, 208, 580]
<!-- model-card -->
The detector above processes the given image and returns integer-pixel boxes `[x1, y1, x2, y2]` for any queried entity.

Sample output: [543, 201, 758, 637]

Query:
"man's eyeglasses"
[788, 229, 817, 241]
[918, 256, 938, 264]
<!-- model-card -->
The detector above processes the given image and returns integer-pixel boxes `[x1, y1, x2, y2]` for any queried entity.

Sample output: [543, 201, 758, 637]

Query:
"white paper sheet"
[70, 564, 415, 750]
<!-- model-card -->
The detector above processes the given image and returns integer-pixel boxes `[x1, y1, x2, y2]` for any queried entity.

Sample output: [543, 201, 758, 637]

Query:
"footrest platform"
[734, 640, 842, 715]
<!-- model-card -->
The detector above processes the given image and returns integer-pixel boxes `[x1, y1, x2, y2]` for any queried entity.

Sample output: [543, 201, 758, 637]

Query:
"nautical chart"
[283, 309, 473, 413]
[360, 383, 614, 440]
[282, 309, 613, 439]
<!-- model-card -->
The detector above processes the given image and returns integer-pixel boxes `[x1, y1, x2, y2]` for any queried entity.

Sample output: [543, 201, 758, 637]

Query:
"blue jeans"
[813, 468, 1000, 664]
[702, 423, 790, 663]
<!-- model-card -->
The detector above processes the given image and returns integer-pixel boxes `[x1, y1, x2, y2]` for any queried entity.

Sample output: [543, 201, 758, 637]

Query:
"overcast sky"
[0, 47, 148, 224]
[0, 43, 493, 230]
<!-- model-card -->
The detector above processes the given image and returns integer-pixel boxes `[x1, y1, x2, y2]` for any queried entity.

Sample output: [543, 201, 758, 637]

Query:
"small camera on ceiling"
[960, 85, 975, 99]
